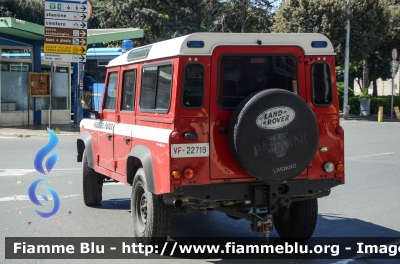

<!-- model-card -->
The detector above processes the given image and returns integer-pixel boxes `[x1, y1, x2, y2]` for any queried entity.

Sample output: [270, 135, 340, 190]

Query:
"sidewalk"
[340, 114, 399, 123]
[0, 123, 79, 137]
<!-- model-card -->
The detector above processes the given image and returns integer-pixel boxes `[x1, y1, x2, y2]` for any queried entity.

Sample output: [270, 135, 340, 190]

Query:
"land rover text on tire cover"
[77, 33, 345, 245]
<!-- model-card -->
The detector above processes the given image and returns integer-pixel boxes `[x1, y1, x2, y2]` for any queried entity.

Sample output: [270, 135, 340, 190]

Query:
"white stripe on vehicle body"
[80, 119, 172, 143]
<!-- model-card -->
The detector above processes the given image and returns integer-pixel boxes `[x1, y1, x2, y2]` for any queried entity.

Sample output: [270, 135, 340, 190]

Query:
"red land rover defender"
[77, 33, 344, 245]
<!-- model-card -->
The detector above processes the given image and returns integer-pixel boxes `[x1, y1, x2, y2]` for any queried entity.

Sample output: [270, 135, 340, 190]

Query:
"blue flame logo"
[34, 128, 59, 174]
[30, 128, 60, 218]
[28, 178, 60, 218]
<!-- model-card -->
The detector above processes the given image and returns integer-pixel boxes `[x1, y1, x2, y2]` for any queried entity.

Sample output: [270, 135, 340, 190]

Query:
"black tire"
[273, 199, 318, 241]
[131, 168, 170, 246]
[82, 149, 103, 206]
[228, 89, 319, 182]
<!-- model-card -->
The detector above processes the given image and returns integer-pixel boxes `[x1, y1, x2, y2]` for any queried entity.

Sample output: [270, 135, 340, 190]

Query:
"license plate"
[171, 143, 209, 158]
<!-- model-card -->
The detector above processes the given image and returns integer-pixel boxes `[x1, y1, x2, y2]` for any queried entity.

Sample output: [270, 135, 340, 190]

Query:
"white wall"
[353, 71, 400, 96]
[0, 110, 33, 126]
[0, 110, 70, 126]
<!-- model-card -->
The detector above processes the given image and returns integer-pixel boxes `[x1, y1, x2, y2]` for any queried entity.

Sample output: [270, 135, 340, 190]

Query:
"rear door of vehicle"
[209, 46, 306, 180]
[304, 56, 343, 180]
[114, 66, 138, 176]
[97, 70, 119, 171]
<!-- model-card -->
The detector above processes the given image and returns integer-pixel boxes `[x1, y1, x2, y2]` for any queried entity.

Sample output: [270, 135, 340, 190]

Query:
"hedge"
[347, 96, 400, 115]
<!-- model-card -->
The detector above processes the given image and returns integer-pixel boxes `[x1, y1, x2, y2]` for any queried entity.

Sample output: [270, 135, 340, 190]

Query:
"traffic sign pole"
[44, 0, 92, 125]
[49, 61, 53, 129]
[391, 48, 398, 119]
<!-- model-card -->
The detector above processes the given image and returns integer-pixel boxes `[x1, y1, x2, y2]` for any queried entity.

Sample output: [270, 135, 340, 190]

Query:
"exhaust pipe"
[173, 199, 183, 208]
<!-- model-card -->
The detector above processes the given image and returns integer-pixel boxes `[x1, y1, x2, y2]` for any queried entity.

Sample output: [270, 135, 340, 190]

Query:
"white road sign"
[45, 11, 88, 21]
[45, 19, 87, 29]
[45, 0, 91, 62]
[45, 2, 89, 13]
[391, 60, 398, 72]
[43, 53, 86, 62]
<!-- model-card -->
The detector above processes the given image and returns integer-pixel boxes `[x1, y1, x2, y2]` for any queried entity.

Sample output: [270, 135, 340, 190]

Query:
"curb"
[0, 132, 79, 137]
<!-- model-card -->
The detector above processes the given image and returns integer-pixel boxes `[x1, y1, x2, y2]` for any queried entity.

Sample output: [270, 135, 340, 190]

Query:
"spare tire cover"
[228, 89, 319, 182]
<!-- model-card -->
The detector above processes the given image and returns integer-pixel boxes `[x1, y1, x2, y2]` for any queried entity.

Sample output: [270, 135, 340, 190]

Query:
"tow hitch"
[215, 186, 276, 242]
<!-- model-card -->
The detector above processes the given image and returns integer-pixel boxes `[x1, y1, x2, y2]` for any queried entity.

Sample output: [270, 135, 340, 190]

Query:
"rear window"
[219, 55, 298, 108]
[311, 62, 332, 106]
[182, 63, 204, 109]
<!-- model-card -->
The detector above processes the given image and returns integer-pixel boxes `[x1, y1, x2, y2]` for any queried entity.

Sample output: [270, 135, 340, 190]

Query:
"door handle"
[184, 132, 198, 139]
[122, 137, 130, 145]
[106, 134, 112, 141]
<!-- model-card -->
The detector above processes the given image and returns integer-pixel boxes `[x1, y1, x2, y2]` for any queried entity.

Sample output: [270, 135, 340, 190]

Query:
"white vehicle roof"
[108, 32, 335, 67]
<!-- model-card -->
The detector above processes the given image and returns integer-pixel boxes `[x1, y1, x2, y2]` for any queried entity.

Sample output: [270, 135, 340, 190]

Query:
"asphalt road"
[1, 121, 400, 264]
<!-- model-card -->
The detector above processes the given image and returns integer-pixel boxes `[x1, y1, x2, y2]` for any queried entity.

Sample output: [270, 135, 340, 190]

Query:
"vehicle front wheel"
[131, 168, 170, 245]
[273, 199, 318, 241]
[82, 149, 103, 206]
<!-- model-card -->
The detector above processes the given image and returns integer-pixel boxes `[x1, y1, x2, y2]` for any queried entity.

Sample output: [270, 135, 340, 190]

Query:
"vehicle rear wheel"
[273, 199, 318, 241]
[82, 149, 103, 206]
[131, 168, 170, 245]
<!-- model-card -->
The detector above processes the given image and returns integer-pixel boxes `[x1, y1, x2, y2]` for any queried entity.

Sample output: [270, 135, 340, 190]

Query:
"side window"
[121, 70, 136, 111]
[140, 64, 172, 112]
[312, 63, 332, 106]
[103, 72, 118, 110]
[182, 64, 204, 108]
[140, 66, 157, 109]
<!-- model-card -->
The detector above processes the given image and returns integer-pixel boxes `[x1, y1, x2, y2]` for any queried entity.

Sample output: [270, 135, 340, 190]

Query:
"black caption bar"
[5, 237, 400, 259]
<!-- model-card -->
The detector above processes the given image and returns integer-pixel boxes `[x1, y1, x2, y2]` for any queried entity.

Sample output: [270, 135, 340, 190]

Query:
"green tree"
[0, 0, 44, 25]
[218, 0, 276, 33]
[368, 1, 400, 96]
[91, 0, 208, 45]
[273, 0, 392, 97]
[272, 0, 347, 64]
[91, 0, 276, 46]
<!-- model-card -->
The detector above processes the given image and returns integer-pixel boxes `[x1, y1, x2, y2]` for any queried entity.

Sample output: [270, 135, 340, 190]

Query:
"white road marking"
[0, 194, 79, 202]
[103, 181, 124, 185]
[331, 238, 400, 264]
[332, 260, 353, 264]
[0, 169, 35, 176]
[346, 152, 395, 160]
[0, 168, 81, 176]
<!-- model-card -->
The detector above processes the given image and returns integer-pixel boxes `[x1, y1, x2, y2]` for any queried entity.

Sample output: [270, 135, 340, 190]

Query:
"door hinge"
[299, 57, 315, 64]
[96, 154, 99, 165]
[113, 160, 117, 168]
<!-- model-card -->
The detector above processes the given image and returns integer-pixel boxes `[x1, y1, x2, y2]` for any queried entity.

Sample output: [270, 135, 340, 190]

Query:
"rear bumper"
[174, 178, 341, 201]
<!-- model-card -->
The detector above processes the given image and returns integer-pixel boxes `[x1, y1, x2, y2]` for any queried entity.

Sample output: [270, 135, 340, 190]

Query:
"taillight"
[172, 170, 180, 179]
[183, 168, 194, 179]
[335, 126, 344, 135]
[336, 163, 344, 171]
[171, 180, 181, 185]
[171, 131, 180, 140]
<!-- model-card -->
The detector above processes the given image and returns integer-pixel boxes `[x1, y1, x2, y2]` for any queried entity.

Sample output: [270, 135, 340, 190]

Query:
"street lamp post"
[343, 0, 351, 119]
